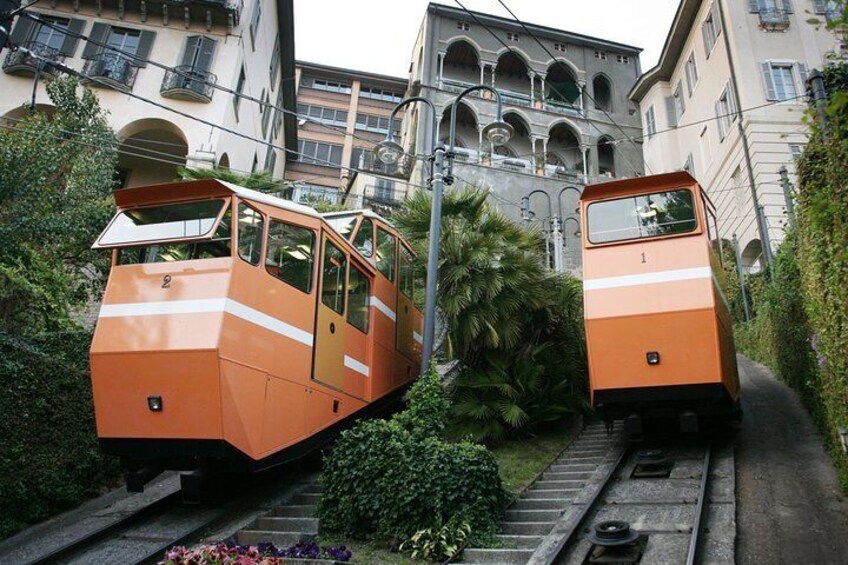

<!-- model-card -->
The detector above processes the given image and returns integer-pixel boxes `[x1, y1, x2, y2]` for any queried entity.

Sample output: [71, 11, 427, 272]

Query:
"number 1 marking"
[641, 252, 647, 264]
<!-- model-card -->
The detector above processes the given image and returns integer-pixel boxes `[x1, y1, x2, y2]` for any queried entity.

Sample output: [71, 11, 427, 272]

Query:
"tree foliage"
[178, 166, 286, 194]
[393, 188, 587, 441]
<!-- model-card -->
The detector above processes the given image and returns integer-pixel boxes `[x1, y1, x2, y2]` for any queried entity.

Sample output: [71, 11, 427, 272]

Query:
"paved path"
[735, 355, 848, 564]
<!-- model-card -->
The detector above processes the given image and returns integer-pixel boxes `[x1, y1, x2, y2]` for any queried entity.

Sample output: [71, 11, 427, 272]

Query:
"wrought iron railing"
[361, 184, 406, 209]
[160, 66, 217, 102]
[758, 9, 790, 30]
[352, 151, 414, 180]
[82, 52, 137, 89]
[2, 42, 64, 75]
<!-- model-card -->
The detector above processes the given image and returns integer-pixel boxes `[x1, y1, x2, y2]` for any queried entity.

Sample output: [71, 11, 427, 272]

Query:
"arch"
[592, 73, 613, 112]
[545, 61, 580, 105]
[440, 100, 478, 128]
[444, 36, 483, 59]
[495, 50, 531, 97]
[2, 103, 56, 126]
[548, 121, 584, 172]
[597, 135, 615, 177]
[442, 39, 480, 87]
[439, 101, 478, 150]
[218, 152, 230, 170]
[547, 119, 582, 141]
[494, 144, 516, 158]
[503, 110, 531, 137]
[117, 118, 188, 188]
[741, 239, 764, 273]
[494, 46, 533, 67]
[543, 57, 581, 78]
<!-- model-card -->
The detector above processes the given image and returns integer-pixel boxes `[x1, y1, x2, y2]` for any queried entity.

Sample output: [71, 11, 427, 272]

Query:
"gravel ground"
[735, 355, 848, 564]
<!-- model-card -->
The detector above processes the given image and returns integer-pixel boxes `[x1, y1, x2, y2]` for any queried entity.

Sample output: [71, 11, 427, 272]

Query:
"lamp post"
[557, 186, 583, 219]
[522, 190, 562, 272]
[375, 86, 513, 374]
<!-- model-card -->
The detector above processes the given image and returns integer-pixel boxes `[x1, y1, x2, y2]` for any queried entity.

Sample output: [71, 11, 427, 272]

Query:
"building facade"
[402, 3, 645, 268]
[629, 0, 843, 272]
[285, 61, 412, 213]
[0, 0, 297, 187]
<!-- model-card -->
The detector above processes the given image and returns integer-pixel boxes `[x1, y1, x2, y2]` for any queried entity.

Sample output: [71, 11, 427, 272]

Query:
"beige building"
[0, 0, 297, 187]
[630, 0, 843, 271]
[285, 61, 413, 213]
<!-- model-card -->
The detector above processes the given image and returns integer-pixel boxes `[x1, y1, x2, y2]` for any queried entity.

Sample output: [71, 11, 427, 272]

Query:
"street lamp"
[522, 190, 564, 272]
[375, 86, 512, 374]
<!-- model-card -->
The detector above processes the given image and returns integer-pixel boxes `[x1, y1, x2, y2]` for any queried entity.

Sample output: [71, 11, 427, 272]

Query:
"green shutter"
[132, 30, 155, 67]
[59, 19, 85, 56]
[197, 37, 216, 72]
[82, 22, 109, 59]
[782, 0, 793, 14]
[9, 15, 36, 45]
[761, 62, 777, 101]
[747, 0, 760, 12]
[180, 35, 200, 67]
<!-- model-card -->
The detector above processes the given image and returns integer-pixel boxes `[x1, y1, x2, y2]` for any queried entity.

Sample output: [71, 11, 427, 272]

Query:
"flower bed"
[160, 541, 352, 564]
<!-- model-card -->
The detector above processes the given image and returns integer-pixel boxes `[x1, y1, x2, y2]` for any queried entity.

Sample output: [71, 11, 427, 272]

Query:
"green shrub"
[317, 369, 505, 544]
[399, 515, 471, 561]
[0, 331, 119, 539]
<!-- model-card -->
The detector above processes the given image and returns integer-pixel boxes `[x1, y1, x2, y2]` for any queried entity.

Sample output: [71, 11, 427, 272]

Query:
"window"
[272, 88, 284, 139]
[587, 189, 698, 244]
[399, 247, 414, 298]
[237, 202, 263, 265]
[180, 35, 217, 73]
[457, 21, 470, 31]
[683, 153, 695, 178]
[347, 266, 370, 333]
[644, 105, 656, 138]
[761, 62, 803, 101]
[327, 214, 358, 239]
[355, 113, 400, 135]
[264, 148, 277, 173]
[702, 3, 722, 56]
[296, 104, 348, 128]
[594, 50, 607, 60]
[616, 54, 630, 64]
[99, 200, 228, 246]
[321, 240, 347, 314]
[353, 218, 374, 257]
[302, 77, 352, 94]
[814, 0, 842, 22]
[374, 178, 395, 201]
[732, 167, 745, 213]
[234, 66, 245, 116]
[265, 221, 315, 293]
[360, 86, 403, 103]
[674, 82, 686, 118]
[685, 52, 699, 95]
[249, 1, 262, 50]
[82, 23, 155, 67]
[269, 34, 280, 85]
[554, 42, 567, 52]
[260, 89, 272, 137]
[715, 83, 737, 140]
[106, 27, 141, 55]
[376, 227, 396, 281]
[118, 209, 231, 264]
[33, 16, 71, 50]
[789, 143, 805, 161]
[506, 32, 520, 41]
[251, 153, 258, 173]
[11, 14, 83, 56]
[297, 140, 343, 167]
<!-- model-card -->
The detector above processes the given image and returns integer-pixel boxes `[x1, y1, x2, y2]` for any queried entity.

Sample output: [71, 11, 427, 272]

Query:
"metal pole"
[808, 69, 828, 135]
[778, 165, 796, 228]
[757, 206, 774, 267]
[551, 215, 563, 272]
[421, 144, 445, 373]
[0, 1, 20, 51]
[733, 234, 751, 322]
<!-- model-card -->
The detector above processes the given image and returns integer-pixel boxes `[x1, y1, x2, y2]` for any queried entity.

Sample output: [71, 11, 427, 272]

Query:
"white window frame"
[645, 105, 656, 138]
[716, 82, 738, 141]
[685, 52, 699, 96]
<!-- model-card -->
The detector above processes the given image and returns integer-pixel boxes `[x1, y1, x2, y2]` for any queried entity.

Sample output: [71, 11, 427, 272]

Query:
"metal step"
[255, 516, 319, 533]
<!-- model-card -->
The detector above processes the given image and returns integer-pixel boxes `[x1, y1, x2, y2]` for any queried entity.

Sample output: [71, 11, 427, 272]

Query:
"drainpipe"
[716, 0, 770, 267]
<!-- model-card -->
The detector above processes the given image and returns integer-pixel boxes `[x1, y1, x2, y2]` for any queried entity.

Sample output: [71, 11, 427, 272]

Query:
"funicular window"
[347, 266, 370, 333]
[353, 218, 374, 257]
[118, 205, 232, 264]
[101, 199, 226, 246]
[321, 240, 347, 314]
[237, 202, 264, 265]
[326, 214, 358, 239]
[265, 221, 315, 293]
[587, 189, 698, 244]
[376, 227, 396, 281]
[399, 247, 413, 297]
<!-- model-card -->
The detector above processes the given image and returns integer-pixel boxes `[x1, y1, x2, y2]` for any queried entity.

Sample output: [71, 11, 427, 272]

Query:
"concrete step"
[495, 534, 544, 548]
[542, 471, 592, 481]
[270, 505, 316, 518]
[523, 488, 579, 499]
[501, 521, 554, 535]
[256, 516, 319, 533]
[293, 492, 321, 505]
[461, 548, 534, 564]
[300, 483, 324, 494]
[237, 530, 310, 547]
[557, 454, 605, 461]
[532, 480, 584, 490]
[505, 508, 562, 522]
[511, 497, 571, 510]
[549, 463, 597, 472]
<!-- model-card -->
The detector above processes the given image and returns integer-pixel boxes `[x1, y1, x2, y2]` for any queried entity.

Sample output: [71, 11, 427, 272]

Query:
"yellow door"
[313, 235, 347, 390]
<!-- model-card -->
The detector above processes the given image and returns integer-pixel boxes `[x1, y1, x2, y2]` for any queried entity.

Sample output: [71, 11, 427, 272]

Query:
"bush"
[0, 330, 119, 538]
[317, 369, 505, 545]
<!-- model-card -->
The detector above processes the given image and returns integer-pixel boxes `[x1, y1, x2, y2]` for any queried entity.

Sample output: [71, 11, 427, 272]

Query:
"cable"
[492, 0, 649, 174]
[5, 0, 42, 17]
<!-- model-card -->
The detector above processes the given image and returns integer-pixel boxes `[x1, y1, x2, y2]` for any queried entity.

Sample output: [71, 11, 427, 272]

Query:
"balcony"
[82, 52, 137, 91]
[360, 184, 406, 212]
[353, 151, 414, 181]
[161, 66, 217, 102]
[499, 89, 532, 108]
[2, 42, 65, 76]
[543, 163, 581, 180]
[544, 98, 582, 116]
[758, 9, 790, 31]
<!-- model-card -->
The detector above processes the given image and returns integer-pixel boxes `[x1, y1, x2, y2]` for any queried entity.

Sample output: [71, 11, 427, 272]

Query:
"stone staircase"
[457, 422, 618, 564]
[236, 481, 323, 548]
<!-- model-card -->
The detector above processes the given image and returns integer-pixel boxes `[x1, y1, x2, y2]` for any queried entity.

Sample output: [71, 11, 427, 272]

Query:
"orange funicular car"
[90, 179, 422, 491]
[580, 171, 741, 434]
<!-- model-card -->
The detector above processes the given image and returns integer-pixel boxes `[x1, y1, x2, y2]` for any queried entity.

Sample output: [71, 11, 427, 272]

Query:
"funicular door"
[313, 234, 348, 390]
[396, 245, 415, 360]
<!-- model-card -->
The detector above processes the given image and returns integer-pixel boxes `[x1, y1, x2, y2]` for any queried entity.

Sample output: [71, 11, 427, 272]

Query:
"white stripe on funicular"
[371, 296, 397, 321]
[99, 298, 314, 347]
[344, 355, 370, 377]
[413, 331, 423, 344]
[583, 267, 712, 291]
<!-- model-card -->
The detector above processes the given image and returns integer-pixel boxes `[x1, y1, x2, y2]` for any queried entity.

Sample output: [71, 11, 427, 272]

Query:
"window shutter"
[712, 2, 722, 36]
[813, 0, 826, 13]
[678, 86, 686, 114]
[270, 34, 280, 84]
[82, 22, 109, 59]
[782, 0, 793, 14]
[760, 62, 777, 100]
[59, 19, 85, 56]
[132, 30, 155, 67]
[716, 101, 727, 140]
[180, 35, 200, 67]
[702, 22, 712, 57]
[726, 83, 738, 116]
[9, 15, 36, 45]
[796, 62, 809, 91]
[665, 96, 678, 128]
[747, 0, 760, 12]
[196, 36, 216, 72]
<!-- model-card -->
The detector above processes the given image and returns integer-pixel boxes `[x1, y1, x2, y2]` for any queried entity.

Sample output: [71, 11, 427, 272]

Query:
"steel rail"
[686, 445, 713, 565]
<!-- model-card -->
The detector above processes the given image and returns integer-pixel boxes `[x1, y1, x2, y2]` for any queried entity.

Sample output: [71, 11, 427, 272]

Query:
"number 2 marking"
[162, 275, 172, 288]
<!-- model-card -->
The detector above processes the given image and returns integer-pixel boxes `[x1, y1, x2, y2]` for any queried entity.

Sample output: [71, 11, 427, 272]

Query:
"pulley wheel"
[587, 520, 640, 547]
